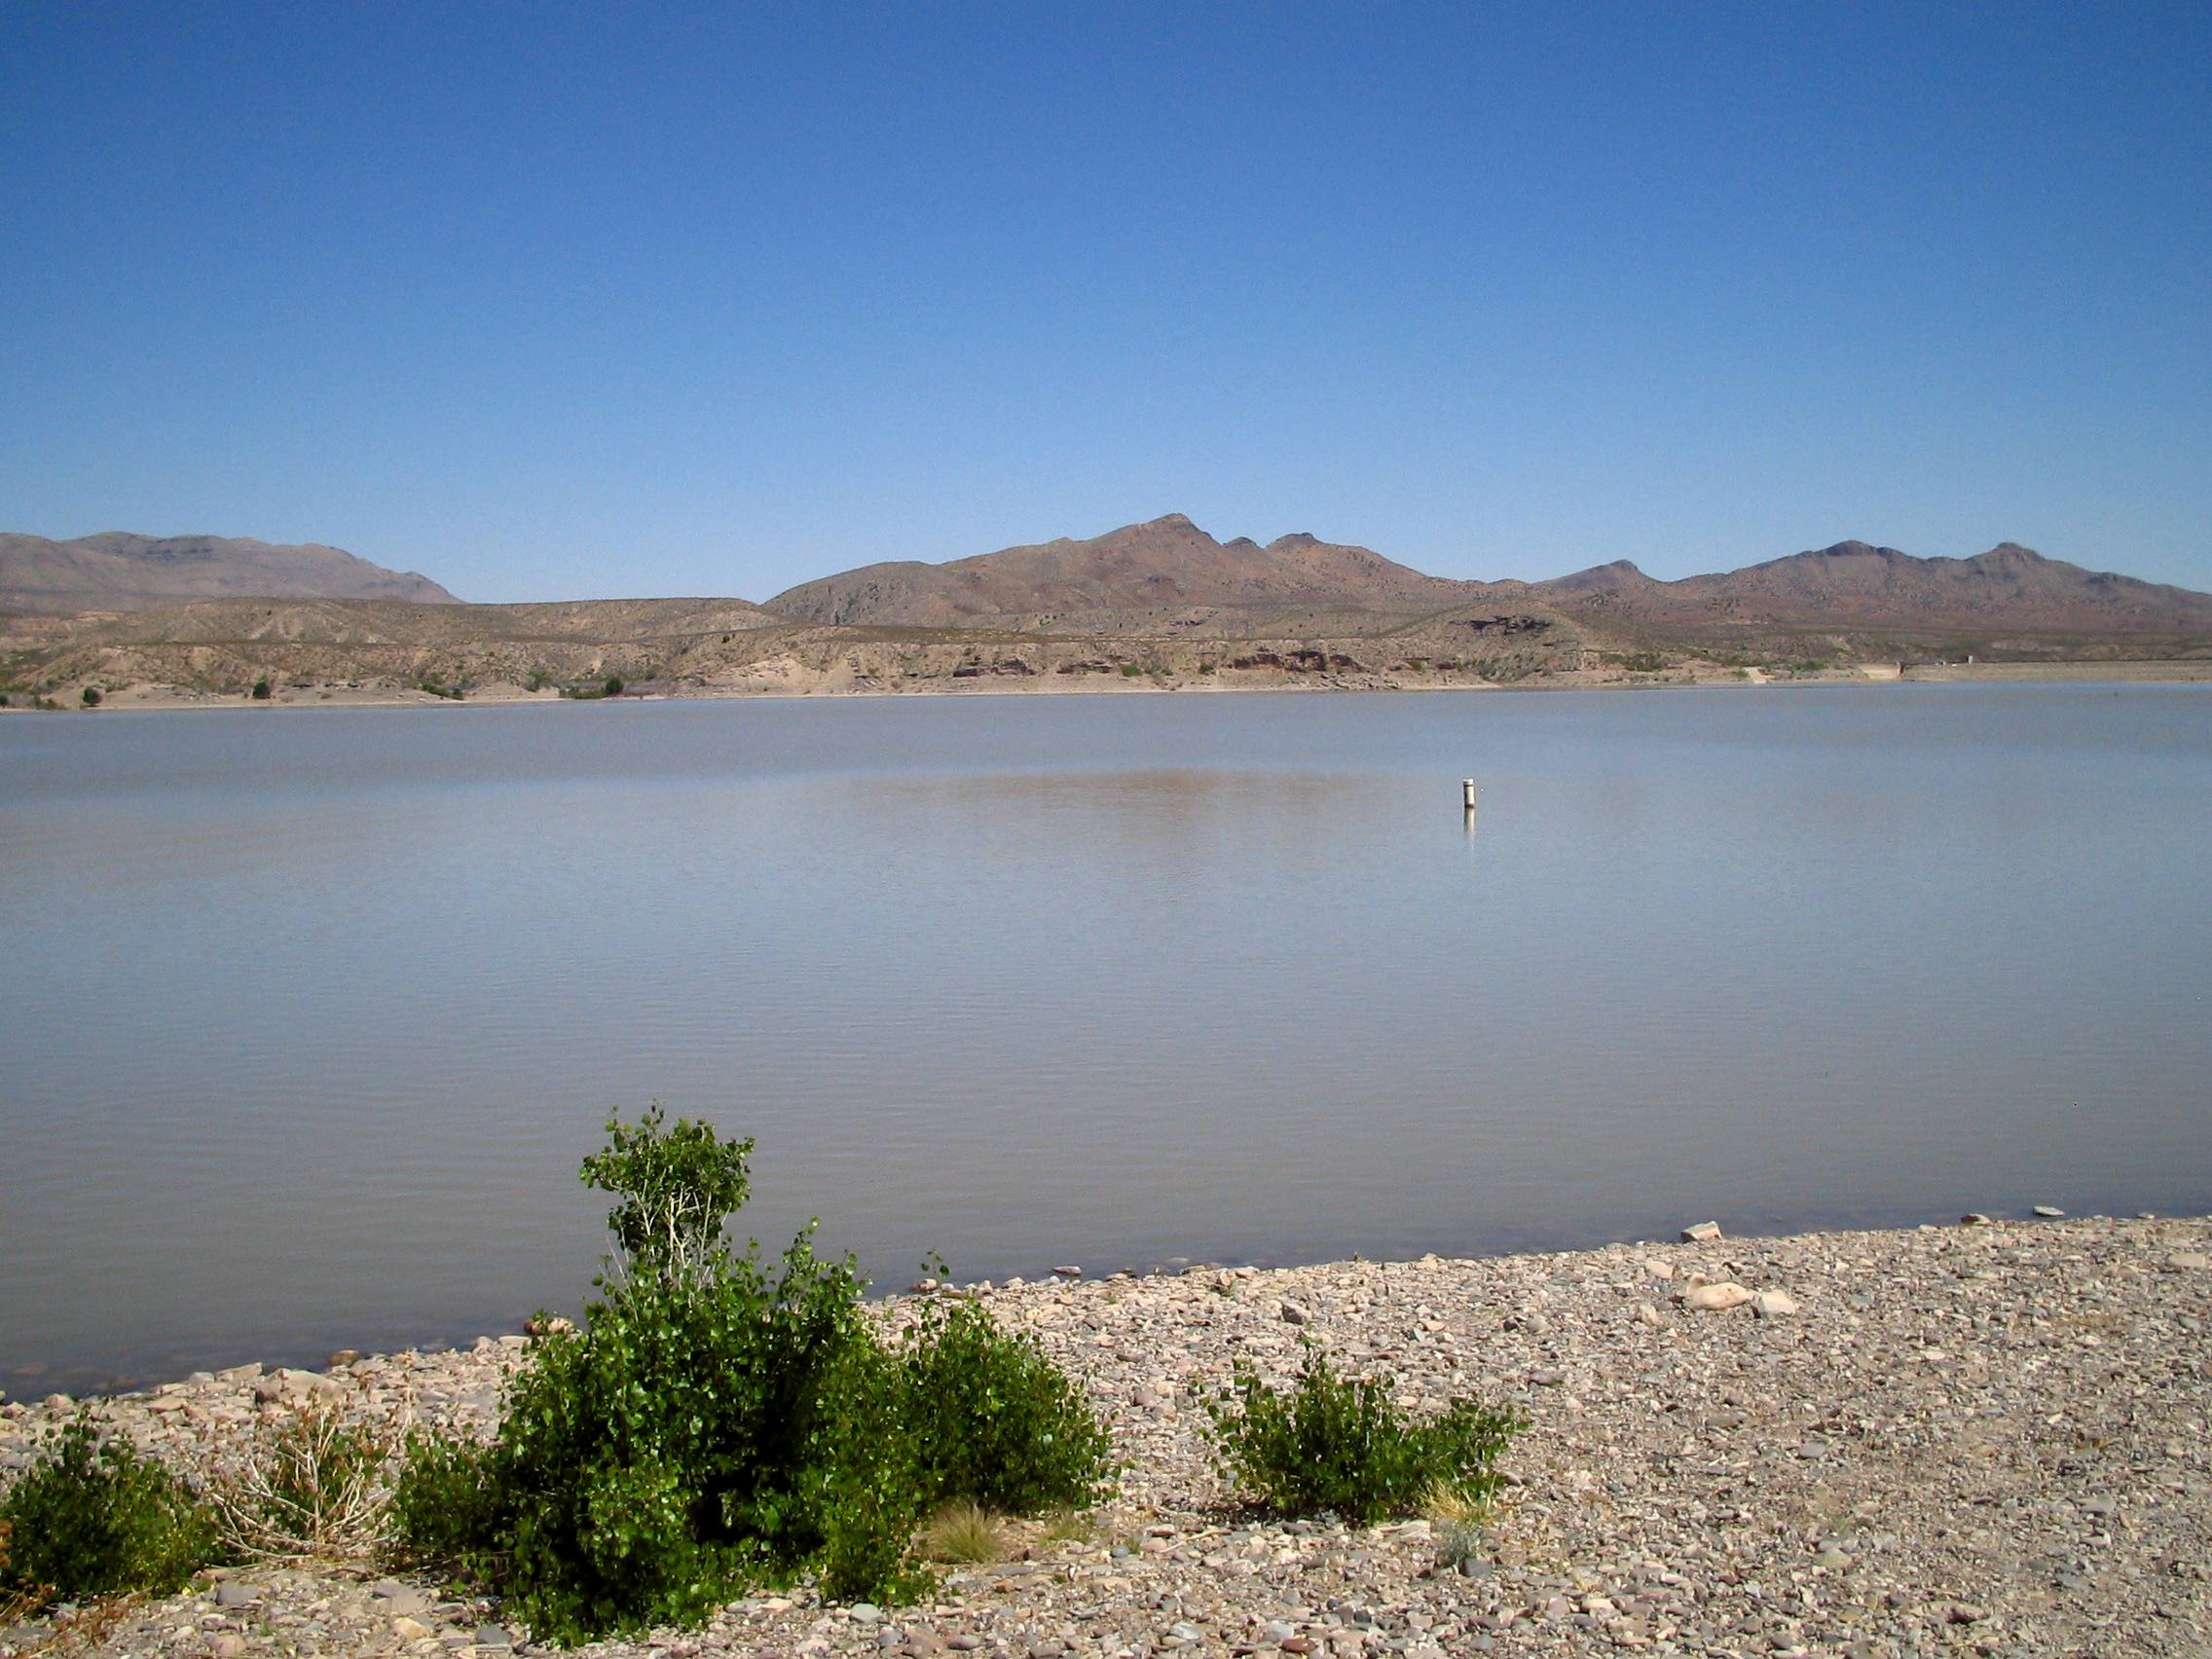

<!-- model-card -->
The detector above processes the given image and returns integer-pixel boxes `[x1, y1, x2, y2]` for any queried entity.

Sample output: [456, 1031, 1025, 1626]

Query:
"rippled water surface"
[4, 685, 2209, 1392]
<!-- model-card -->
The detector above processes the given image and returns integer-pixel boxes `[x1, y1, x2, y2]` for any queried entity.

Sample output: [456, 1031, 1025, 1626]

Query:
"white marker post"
[1461, 778, 1478, 811]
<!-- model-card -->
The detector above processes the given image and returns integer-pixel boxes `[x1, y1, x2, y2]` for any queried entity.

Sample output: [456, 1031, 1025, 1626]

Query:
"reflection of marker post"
[1461, 778, 1478, 812]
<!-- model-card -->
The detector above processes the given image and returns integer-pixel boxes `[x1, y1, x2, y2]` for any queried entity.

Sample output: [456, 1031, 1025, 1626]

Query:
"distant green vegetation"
[559, 675, 625, 699]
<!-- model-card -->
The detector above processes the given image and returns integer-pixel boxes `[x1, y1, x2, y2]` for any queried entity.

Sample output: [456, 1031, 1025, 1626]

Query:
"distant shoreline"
[12, 655, 2212, 715]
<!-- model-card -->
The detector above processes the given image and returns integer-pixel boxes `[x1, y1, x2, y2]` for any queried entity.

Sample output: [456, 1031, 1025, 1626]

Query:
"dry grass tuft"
[1038, 1507, 1096, 1544]
[920, 1500, 1006, 1564]
[1421, 1479, 1493, 1567]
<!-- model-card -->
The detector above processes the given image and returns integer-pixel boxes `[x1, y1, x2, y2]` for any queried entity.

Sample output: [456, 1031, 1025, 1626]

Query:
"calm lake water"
[4, 685, 2209, 1394]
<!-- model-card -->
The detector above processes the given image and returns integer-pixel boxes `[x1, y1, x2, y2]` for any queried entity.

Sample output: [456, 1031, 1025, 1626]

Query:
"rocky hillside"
[5, 518, 2207, 703]
[764, 514, 1496, 629]
[0, 533, 461, 613]
[1537, 540, 2212, 637]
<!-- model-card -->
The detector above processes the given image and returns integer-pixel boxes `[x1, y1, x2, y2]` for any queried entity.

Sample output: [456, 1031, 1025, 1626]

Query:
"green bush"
[894, 1298, 1111, 1515]
[251, 680, 272, 700]
[392, 1108, 1108, 1640]
[0, 1418, 220, 1607]
[79, 686, 102, 707]
[1204, 1347, 1519, 1525]
[388, 1430, 509, 1573]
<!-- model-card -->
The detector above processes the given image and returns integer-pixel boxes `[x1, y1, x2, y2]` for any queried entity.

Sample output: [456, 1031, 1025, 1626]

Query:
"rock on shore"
[3, 1214, 2208, 1659]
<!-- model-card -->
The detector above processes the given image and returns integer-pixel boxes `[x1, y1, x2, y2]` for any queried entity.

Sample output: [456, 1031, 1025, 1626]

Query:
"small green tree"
[580, 1104, 753, 1282]
[79, 685, 102, 707]
[604, 676, 624, 696]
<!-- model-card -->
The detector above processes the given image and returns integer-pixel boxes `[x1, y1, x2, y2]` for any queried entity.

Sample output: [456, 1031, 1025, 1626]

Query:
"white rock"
[1751, 1290, 1800, 1317]
[1678, 1282, 1755, 1311]
[2166, 1251, 2209, 1271]
[1680, 1221, 1723, 1242]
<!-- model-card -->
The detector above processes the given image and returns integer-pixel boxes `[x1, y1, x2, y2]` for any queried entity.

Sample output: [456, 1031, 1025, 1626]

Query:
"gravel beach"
[5, 1213, 2208, 1659]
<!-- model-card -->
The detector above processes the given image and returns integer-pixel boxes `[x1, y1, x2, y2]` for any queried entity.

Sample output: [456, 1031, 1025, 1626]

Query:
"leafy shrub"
[894, 1298, 1111, 1515]
[80, 686, 102, 707]
[388, 1431, 508, 1574]
[1204, 1347, 1519, 1525]
[0, 1418, 220, 1607]
[604, 676, 624, 696]
[391, 1108, 1108, 1639]
[251, 680, 272, 700]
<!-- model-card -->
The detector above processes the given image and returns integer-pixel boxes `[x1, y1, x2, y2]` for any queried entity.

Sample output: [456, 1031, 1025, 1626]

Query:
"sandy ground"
[4, 1212, 2209, 1659]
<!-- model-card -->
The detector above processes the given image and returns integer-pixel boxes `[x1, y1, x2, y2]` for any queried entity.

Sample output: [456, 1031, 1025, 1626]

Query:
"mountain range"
[8, 515, 2206, 637]
[765, 514, 2212, 639]
[0, 532, 459, 614]
[3, 516, 2206, 701]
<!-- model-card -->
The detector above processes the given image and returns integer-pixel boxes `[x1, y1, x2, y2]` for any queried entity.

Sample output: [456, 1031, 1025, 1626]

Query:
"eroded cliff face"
[0, 590, 1594, 703]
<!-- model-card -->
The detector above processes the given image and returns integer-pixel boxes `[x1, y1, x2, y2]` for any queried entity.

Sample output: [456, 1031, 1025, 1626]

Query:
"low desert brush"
[0, 1417, 219, 1607]
[208, 1402, 396, 1562]
[1205, 1346, 1521, 1525]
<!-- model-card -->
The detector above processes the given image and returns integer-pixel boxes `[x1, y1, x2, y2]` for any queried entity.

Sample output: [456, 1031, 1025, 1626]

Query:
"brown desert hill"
[1536, 540, 2212, 634]
[0, 532, 461, 614]
[763, 513, 1496, 627]
[7, 517, 2209, 703]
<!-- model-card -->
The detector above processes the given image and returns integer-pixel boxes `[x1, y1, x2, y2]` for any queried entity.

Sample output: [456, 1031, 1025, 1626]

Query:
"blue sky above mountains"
[2, 3, 2206, 601]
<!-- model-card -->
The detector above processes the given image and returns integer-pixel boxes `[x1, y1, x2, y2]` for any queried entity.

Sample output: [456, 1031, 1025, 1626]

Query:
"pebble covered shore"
[4, 1213, 2209, 1659]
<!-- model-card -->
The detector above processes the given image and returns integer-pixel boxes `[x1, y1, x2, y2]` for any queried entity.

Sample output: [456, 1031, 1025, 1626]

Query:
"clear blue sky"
[4, 4, 2207, 602]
